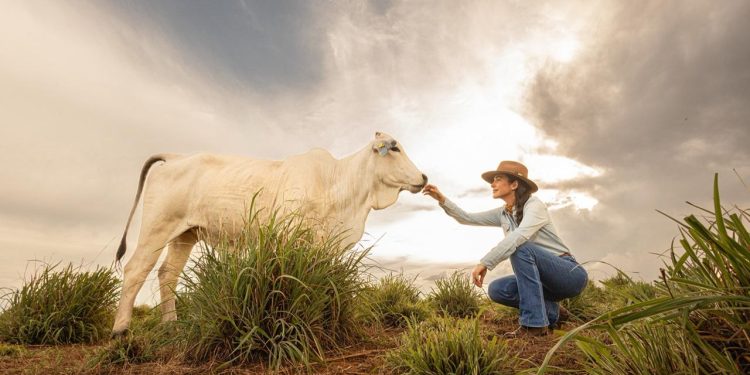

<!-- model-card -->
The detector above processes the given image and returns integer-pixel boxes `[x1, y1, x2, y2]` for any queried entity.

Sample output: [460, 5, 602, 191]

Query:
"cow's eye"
[390, 146, 400, 152]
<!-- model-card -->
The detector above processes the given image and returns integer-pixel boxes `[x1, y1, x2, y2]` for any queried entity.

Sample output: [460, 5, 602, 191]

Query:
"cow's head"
[371, 132, 428, 201]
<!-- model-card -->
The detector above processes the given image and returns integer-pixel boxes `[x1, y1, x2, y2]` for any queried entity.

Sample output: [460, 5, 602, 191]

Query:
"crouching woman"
[422, 161, 587, 337]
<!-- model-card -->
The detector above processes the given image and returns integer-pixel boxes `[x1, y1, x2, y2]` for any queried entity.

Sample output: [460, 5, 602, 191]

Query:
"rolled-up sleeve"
[439, 199, 503, 227]
[480, 199, 550, 270]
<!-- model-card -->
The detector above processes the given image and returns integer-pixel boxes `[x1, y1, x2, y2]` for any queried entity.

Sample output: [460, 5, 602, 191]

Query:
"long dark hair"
[506, 176, 532, 224]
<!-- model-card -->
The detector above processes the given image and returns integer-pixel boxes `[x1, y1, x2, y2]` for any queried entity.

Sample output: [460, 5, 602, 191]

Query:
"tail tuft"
[116, 235, 127, 262]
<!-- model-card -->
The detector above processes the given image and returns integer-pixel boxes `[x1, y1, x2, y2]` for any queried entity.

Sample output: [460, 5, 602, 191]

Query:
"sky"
[1, 1, 748, 304]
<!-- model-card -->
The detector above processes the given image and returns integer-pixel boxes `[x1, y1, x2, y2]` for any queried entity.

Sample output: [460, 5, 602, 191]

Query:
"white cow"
[111, 132, 427, 336]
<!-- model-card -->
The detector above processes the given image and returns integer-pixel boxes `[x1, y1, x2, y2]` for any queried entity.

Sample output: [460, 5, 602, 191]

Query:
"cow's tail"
[116, 154, 175, 263]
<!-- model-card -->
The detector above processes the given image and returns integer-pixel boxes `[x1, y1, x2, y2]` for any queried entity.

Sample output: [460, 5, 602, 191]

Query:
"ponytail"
[508, 176, 532, 224]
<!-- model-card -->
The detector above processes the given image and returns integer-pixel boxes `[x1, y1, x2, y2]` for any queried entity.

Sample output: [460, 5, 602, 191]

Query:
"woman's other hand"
[471, 264, 487, 287]
[422, 184, 446, 204]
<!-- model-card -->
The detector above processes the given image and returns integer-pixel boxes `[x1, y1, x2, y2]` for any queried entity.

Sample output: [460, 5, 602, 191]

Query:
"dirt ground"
[0, 314, 587, 375]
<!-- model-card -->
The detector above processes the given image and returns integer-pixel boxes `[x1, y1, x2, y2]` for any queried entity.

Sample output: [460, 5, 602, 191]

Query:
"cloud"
[522, 1, 750, 280]
[98, 0, 327, 92]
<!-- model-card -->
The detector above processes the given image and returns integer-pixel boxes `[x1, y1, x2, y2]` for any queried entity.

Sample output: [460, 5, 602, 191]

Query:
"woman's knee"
[574, 268, 589, 295]
[559, 267, 589, 299]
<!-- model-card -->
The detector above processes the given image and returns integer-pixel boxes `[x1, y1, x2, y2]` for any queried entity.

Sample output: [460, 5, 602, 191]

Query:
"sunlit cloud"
[526, 154, 603, 184]
[550, 36, 581, 63]
[539, 189, 600, 211]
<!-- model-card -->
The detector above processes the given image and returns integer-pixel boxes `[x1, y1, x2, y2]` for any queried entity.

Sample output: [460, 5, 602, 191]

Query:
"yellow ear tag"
[377, 142, 388, 156]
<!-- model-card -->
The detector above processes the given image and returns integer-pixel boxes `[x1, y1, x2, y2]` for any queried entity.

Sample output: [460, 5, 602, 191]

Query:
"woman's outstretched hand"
[422, 184, 446, 204]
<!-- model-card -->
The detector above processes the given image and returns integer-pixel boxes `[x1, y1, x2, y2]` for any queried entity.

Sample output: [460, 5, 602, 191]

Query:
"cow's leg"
[157, 230, 197, 322]
[112, 224, 185, 337]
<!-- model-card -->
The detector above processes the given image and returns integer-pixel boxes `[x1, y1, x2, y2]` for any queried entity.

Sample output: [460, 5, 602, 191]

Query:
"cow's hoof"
[110, 328, 129, 340]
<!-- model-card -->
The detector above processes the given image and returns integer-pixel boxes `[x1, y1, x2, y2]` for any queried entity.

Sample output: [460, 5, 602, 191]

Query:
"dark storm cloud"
[523, 1, 750, 278]
[527, 2, 750, 166]
[99, 0, 327, 92]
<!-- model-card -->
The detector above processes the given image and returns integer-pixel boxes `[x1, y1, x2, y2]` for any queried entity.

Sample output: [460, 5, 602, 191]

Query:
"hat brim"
[481, 171, 539, 193]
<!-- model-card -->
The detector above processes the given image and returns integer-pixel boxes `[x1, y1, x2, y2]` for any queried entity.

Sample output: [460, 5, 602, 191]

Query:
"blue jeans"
[487, 242, 588, 327]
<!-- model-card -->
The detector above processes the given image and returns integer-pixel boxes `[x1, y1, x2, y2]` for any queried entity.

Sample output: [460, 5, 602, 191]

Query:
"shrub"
[0, 263, 119, 345]
[175, 208, 369, 369]
[386, 316, 517, 374]
[364, 273, 429, 327]
[428, 271, 483, 318]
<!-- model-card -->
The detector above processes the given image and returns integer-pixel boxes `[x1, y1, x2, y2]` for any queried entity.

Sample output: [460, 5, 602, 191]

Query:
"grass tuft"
[561, 275, 659, 323]
[0, 263, 119, 345]
[386, 316, 517, 374]
[363, 273, 430, 327]
[174, 206, 369, 369]
[85, 305, 171, 369]
[560, 280, 609, 323]
[428, 271, 483, 318]
[0, 343, 25, 357]
[599, 272, 658, 307]
[87, 333, 157, 368]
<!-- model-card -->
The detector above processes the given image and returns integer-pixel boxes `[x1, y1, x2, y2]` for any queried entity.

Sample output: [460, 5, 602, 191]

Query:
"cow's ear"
[375, 131, 382, 138]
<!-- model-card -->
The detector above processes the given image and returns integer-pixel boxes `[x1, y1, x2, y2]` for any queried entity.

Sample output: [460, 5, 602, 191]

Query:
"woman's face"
[491, 174, 518, 200]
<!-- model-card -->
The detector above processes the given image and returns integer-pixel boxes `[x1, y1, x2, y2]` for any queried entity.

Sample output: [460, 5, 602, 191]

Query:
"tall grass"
[539, 174, 750, 374]
[363, 273, 429, 327]
[428, 271, 483, 318]
[175, 206, 369, 370]
[576, 321, 739, 374]
[386, 316, 517, 374]
[0, 263, 119, 345]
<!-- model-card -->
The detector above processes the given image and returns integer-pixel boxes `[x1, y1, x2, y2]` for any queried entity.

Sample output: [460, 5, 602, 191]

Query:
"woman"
[422, 160, 587, 337]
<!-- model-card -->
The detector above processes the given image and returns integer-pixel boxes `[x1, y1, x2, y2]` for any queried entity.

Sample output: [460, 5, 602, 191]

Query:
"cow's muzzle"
[405, 174, 428, 193]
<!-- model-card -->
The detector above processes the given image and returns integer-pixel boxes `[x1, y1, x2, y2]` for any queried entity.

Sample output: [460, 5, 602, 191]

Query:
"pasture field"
[0, 304, 587, 374]
[1, 176, 747, 374]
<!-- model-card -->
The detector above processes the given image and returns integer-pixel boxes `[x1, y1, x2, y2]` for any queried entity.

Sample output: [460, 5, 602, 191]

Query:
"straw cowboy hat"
[481, 160, 538, 193]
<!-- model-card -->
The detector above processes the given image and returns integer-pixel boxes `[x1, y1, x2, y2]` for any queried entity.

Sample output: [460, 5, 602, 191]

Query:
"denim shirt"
[439, 196, 572, 271]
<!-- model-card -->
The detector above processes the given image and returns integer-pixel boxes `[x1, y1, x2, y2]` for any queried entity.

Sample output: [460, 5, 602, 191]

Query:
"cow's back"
[143, 153, 279, 235]
[143, 151, 339, 239]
